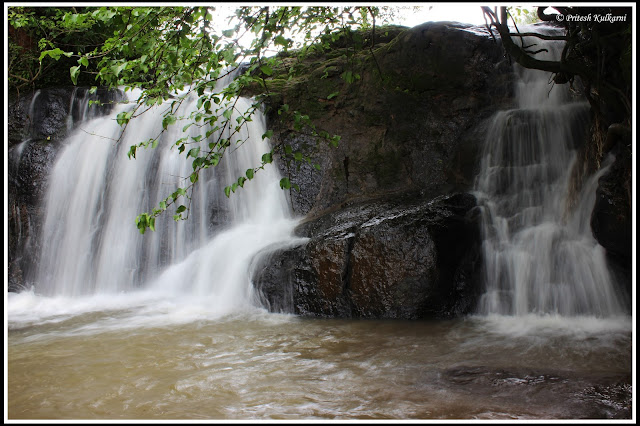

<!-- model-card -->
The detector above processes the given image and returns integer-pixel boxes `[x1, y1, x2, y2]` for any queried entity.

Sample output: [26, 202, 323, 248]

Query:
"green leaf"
[70, 66, 80, 85]
[192, 157, 204, 171]
[341, 71, 354, 83]
[262, 152, 273, 164]
[246, 168, 254, 180]
[187, 147, 201, 158]
[39, 48, 72, 61]
[279, 177, 291, 190]
[261, 130, 273, 140]
[127, 145, 137, 159]
[135, 213, 149, 234]
[209, 153, 220, 167]
[327, 91, 340, 100]
[111, 62, 126, 77]
[274, 35, 288, 46]
[278, 104, 289, 115]
[176, 205, 187, 214]
[260, 64, 273, 76]
[162, 114, 176, 130]
[116, 111, 133, 126]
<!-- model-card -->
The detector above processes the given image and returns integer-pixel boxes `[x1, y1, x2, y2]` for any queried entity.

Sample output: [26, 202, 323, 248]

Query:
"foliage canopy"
[8, 5, 404, 233]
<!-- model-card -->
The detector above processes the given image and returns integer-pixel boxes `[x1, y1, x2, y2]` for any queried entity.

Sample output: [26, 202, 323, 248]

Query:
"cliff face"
[249, 22, 516, 318]
[7, 22, 632, 318]
[259, 22, 515, 218]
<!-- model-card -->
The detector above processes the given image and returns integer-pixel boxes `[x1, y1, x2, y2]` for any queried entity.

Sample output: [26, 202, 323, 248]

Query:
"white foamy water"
[8, 86, 308, 344]
[24, 88, 297, 307]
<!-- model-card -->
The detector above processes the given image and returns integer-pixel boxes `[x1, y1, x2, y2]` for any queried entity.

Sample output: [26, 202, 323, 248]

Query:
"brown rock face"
[253, 193, 483, 319]
[261, 22, 514, 218]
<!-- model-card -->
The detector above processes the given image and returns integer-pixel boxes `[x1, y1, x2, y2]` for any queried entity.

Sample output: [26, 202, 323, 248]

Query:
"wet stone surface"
[253, 192, 484, 319]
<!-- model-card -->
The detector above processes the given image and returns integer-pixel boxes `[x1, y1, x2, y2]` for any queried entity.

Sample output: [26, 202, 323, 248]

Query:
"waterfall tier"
[474, 27, 626, 317]
[33, 89, 297, 313]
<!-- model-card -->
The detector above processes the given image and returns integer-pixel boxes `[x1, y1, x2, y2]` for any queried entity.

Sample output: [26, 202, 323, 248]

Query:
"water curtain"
[33, 88, 295, 313]
[474, 26, 625, 317]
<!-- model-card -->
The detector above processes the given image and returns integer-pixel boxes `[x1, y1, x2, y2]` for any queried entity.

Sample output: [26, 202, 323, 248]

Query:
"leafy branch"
[9, 6, 394, 234]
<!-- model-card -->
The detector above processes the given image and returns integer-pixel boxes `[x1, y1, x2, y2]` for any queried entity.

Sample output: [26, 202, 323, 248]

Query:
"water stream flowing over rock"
[14, 87, 300, 313]
[473, 27, 628, 317]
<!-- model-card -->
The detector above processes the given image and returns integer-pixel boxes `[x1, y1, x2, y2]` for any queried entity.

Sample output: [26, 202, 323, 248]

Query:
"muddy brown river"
[6, 292, 633, 420]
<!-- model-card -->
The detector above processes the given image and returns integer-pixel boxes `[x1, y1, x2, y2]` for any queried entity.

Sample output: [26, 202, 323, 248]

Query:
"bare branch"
[507, 32, 567, 41]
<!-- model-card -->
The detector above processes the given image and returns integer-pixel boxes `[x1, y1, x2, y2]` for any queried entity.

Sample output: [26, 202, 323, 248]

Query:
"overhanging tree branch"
[481, 6, 593, 83]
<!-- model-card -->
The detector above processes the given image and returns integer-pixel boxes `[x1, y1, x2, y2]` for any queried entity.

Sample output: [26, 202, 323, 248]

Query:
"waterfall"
[474, 26, 625, 317]
[32, 87, 297, 314]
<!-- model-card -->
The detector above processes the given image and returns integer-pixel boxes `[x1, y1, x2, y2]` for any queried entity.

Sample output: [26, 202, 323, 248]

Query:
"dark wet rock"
[10, 88, 72, 147]
[8, 137, 64, 292]
[252, 22, 632, 318]
[591, 137, 632, 301]
[253, 192, 483, 319]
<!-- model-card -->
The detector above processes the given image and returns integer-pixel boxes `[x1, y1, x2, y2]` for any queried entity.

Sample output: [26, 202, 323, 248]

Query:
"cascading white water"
[474, 26, 625, 317]
[33, 87, 297, 314]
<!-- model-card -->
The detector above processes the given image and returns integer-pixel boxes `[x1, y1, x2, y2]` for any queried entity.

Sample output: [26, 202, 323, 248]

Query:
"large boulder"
[250, 22, 510, 317]
[253, 192, 483, 319]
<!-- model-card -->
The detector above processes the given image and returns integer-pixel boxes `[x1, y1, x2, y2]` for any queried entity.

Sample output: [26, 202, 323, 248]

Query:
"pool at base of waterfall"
[7, 293, 632, 420]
